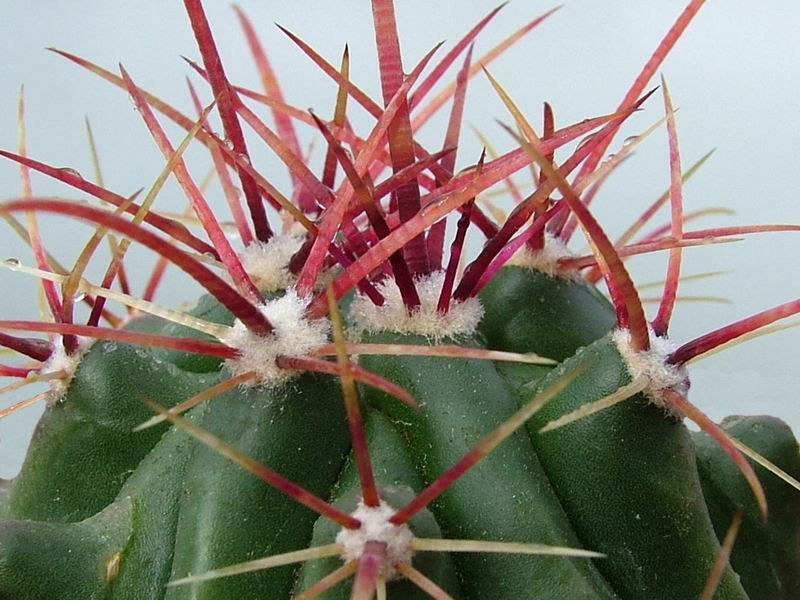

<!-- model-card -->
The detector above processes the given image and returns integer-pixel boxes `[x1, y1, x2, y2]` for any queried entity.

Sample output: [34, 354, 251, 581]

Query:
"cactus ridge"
[1, 2, 800, 599]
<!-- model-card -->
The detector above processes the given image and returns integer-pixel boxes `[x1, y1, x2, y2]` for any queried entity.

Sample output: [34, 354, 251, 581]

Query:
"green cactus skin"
[5, 285, 788, 599]
[522, 334, 747, 600]
[478, 265, 617, 405]
[107, 404, 210, 599]
[152, 292, 238, 374]
[0, 497, 132, 599]
[163, 373, 351, 600]
[1, 291, 354, 599]
[479, 266, 617, 360]
[694, 416, 800, 600]
[6, 328, 221, 524]
[478, 267, 756, 598]
[359, 331, 620, 600]
[0, 481, 9, 521]
[296, 409, 461, 599]
[5, 292, 239, 526]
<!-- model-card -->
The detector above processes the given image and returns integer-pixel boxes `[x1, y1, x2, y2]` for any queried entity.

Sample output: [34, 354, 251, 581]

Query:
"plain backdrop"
[0, 1, 798, 478]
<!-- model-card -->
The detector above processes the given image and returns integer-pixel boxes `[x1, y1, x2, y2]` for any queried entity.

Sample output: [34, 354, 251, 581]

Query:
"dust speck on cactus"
[1, 1, 799, 599]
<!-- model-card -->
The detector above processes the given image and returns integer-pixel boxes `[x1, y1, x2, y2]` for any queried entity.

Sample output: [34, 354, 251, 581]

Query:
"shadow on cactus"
[1, 1, 799, 599]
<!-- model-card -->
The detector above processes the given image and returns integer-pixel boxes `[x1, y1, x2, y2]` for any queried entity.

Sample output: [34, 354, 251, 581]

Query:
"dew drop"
[127, 93, 141, 113]
[576, 133, 597, 152]
[224, 138, 235, 151]
[57, 167, 84, 181]
[606, 153, 616, 162]
[3, 257, 21, 270]
[235, 152, 251, 166]
[623, 135, 639, 147]
[222, 223, 241, 240]
[73, 292, 87, 302]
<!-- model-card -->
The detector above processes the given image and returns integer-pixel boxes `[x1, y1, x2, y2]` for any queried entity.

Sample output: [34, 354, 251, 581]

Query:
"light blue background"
[1, 1, 798, 477]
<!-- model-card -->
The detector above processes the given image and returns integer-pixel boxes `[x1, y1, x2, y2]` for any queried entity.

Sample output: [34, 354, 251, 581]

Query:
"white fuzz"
[350, 271, 483, 340]
[223, 289, 329, 386]
[612, 327, 689, 416]
[507, 233, 579, 280]
[336, 500, 414, 578]
[41, 338, 90, 402]
[239, 234, 304, 293]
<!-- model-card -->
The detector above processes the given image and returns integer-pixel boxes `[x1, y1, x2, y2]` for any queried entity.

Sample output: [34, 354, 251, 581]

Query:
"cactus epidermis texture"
[1, 1, 800, 599]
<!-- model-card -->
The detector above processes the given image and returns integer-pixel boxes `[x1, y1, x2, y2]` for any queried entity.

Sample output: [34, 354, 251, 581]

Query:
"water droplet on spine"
[224, 138, 235, 151]
[576, 133, 597, 152]
[73, 292, 86, 302]
[3, 257, 21, 270]
[57, 167, 84, 181]
[623, 135, 639, 146]
[222, 222, 241, 239]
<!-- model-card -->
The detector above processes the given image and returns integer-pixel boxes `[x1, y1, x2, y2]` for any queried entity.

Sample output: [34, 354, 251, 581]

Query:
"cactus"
[1, 2, 799, 599]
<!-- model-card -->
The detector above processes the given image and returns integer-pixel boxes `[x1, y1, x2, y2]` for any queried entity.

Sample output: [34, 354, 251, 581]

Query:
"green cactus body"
[4, 263, 795, 600]
[478, 264, 617, 400]
[358, 330, 619, 600]
[521, 335, 747, 599]
[296, 410, 462, 599]
[0, 481, 9, 521]
[479, 266, 617, 359]
[5, 290, 241, 526]
[475, 265, 746, 598]
[153, 291, 238, 373]
[694, 416, 800, 600]
[102, 403, 211, 599]
[0, 496, 132, 599]
[164, 374, 350, 599]
[6, 328, 221, 524]
[1, 292, 354, 600]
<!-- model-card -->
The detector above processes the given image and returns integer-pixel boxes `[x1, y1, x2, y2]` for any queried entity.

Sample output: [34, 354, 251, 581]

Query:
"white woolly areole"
[507, 233, 580, 280]
[239, 234, 303, 293]
[336, 500, 414, 578]
[223, 289, 329, 386]
[41, 338, 90, 402]
[612, 327, 690, 416]
[350, 271, 483, 340]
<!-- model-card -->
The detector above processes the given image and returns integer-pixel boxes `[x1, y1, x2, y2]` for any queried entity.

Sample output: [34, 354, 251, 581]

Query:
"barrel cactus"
[1, 1, 798, 599]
